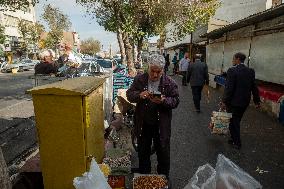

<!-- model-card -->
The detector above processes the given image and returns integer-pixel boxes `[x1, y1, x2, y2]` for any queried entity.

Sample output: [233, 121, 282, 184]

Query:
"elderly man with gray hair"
[35, 49, 58, 75]
[127, 54, 179, 179]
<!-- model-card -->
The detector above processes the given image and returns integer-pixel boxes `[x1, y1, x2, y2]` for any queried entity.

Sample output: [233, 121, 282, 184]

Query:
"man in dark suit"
[222, 52, 260, 149]
[187, 54, 209, 113]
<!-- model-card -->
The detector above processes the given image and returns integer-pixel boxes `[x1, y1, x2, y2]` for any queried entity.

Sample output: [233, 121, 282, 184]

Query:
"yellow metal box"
[28, 77, 106, 189]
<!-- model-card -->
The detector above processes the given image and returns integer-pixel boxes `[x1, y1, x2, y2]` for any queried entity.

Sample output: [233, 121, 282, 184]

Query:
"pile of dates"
[103, 152, 131, 169]
[133, 175, 168, 189]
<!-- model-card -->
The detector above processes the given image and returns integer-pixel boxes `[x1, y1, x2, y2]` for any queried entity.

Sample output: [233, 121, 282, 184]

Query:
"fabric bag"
[209, 111, 232, 135]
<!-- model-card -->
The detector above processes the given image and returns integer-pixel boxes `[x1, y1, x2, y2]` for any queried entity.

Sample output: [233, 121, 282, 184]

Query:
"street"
[0, 72, 283, 188]
[169, 76, 284, 189]
[0, 71, 37, 166]
[0, 71, 34, 109]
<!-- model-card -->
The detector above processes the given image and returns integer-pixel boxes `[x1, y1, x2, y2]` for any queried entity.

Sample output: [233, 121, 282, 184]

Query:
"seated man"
[35, 49, 58, 75]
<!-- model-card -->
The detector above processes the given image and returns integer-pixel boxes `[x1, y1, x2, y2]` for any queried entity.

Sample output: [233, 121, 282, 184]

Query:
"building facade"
[163, 0, 274, 63]
[0, 4, 36, 53]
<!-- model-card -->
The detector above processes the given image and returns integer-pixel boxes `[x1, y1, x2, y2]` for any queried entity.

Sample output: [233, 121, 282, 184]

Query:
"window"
[4, 15, 19, 27]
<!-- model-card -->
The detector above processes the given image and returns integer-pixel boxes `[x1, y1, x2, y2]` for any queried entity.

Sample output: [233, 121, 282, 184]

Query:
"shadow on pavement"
[0, 117, 37, 166]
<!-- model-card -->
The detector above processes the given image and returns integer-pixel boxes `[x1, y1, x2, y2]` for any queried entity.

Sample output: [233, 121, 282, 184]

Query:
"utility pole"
[109, 44, 112, 58]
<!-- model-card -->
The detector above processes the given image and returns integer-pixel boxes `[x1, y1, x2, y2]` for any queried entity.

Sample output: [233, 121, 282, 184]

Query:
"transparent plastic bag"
[183, 164, 216, 189]
[215, 154, 262, 189]
[73, 158, 111, 189]
[184, 155, 262, 189]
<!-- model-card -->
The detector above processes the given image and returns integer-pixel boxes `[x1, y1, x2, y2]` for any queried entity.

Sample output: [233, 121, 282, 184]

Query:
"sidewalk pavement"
[0, 99, 36, 166]
[169, 75, 284, 189]
[0, 99, 34, 119]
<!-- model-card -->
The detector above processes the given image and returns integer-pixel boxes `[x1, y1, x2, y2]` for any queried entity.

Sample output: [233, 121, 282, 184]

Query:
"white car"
[1, 61, 24, 73]
[20, 59, 40, 71]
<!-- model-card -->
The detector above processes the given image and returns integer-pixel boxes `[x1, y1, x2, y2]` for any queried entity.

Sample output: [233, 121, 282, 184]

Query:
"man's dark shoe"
[228, 140, 241, 150]
[166, 177, 171, 189]
[232, 143, 242, 150]
[195, 109, 201, 113]
[228, 139, 234, 145]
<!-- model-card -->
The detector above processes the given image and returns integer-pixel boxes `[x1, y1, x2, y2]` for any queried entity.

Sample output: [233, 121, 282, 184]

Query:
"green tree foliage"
[30, 22, 45, 45]
[0, 25, 5, 45]
[169, 0, 220, 40]
[80, 38, 101, 55]
[0, 0, 38, 11]
[77, 0, 219, 73]
[41, 4, 71, 49]
[18, 20, 45, 53]
[18, 19, 31, 52]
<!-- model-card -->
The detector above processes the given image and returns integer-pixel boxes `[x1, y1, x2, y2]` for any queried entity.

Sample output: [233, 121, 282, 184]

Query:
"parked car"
[57, 61, 106, 78]
[77, 61, 106, 76]
[20, 59, 40, 71]
[1, 60, 24, 73]
[96, 59, 117, 73]
[0, 61, 7, 72]
[113, 57, 122, 65]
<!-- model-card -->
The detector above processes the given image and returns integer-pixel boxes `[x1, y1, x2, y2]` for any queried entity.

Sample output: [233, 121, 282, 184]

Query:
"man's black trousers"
[191, 86, 203, 110]
[181, 71, 187, 85]
[227, 106, 247, 146]
[138, 122, 170, 177]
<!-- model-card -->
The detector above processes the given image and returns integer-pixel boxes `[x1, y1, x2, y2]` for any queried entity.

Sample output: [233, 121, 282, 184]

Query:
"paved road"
[0, 71, 34, 109]
[169, 75, 284, 189]
[0, 71, 37, 165]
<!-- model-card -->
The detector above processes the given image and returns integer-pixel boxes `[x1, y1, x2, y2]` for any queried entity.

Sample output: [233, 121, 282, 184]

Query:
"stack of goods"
[108, 175, 126, 189]
[133, 175, 168, 189]
[99, 163, 111, 177]
[103, 148, 131, 175]
[209, 111, 232, 135]
[113, 65, 134, 105]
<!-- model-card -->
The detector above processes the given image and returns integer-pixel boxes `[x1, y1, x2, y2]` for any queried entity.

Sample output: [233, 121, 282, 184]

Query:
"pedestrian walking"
[187, 54, 209, 113]
[126, 54, 179, 179]
[179, 52, 190, 86]
[221, 52, 260, 149]
[172, 53, 179, 75]
[164, 54, 170, 75]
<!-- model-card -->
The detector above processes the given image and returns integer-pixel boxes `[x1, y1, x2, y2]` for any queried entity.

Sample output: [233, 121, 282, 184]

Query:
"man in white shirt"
[179, 52, 190, 86]
[64, 44, 82, 65]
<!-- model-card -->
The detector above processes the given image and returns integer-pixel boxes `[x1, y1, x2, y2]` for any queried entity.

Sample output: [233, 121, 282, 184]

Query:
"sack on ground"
[183, 164, 216, 189]
[183, 154, 262, 189]
[215, 154, 262, 189]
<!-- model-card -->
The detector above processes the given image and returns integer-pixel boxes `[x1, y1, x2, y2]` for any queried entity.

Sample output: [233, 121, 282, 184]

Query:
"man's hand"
[139, 91, 150, 100]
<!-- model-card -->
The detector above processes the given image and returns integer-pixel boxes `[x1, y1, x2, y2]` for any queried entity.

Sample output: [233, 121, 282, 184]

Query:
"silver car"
[1, 61, 24, 73]
[20, 59, 40, 71]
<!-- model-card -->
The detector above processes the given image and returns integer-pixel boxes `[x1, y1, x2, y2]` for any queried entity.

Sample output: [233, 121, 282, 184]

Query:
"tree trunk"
[0, 148, 12, 189]
[117, 28, 126, 65]
[122, 33, 135, 76]
[137, 36, 144, 67]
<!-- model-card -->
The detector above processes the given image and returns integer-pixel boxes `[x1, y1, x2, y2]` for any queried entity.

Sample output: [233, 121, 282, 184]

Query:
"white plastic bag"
[215, 154, 262, 189]
[183, 164, 216, 189]
[184, 155, 262, 189]
[73, 158, 111, 189]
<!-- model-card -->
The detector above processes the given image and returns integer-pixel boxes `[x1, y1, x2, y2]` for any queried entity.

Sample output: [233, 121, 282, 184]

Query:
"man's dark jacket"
[35, 61, 58, 75]
[222, 64, 260, 107]
[187, 59, 209, 86]
[126, 73, 179, 146]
